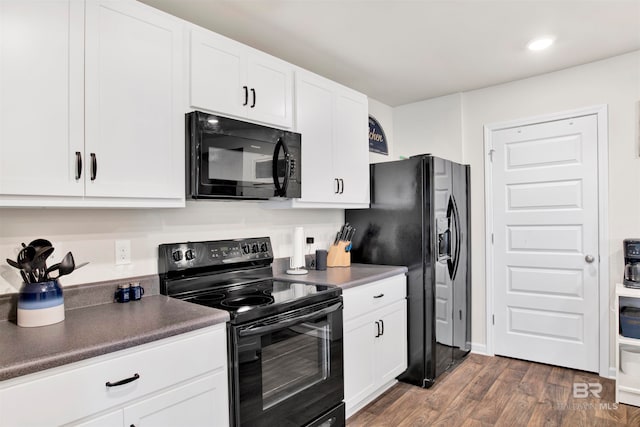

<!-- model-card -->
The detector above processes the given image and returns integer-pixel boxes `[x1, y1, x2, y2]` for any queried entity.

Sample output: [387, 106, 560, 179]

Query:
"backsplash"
[0, 201, 343, 295]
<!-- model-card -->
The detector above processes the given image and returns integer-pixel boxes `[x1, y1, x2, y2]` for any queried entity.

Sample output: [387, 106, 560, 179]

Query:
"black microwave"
[186, 111, 301, 200]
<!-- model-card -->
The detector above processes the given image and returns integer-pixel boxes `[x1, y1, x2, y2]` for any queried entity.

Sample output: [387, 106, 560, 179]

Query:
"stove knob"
[172, 250, 183, 262]
[185, 249, 195, 261]
[251, 243, 259, 254]
[260, 242, 268, 252]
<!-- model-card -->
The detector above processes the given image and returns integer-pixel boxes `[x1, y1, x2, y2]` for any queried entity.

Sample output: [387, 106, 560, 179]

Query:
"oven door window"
[261, 320, 330, 409]
[234, 303, 344, 426]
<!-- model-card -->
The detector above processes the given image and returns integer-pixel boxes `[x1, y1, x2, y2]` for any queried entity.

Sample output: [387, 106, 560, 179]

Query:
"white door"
[333, 88, 369, 204]
[295, 71, 335, 202]
[246, 52, 293, 128]
[491, 114, 599, 372]
[0, 0, 84, 197]
[375, 300, 408, 385]
[85, 0, 183, 200]
[190, 28, 247, 119]
[124, 373, 227, 427]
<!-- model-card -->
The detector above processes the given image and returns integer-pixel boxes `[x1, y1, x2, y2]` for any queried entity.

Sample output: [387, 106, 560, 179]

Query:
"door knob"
[585, 254, 595, 263]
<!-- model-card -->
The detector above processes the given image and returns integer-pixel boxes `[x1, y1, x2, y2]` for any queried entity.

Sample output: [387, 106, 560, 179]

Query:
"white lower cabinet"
[342, 275, 407, 418]
[616, 283, 640, 407]
[0, 325, 228, 427]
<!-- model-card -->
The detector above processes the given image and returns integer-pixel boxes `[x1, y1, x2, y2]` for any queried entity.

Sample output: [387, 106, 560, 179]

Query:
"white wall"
[463, 50, 640, 358]
[393, 93, 463, 162]
[393, 50, 640, 362]
[368, 98, 396, 163]
[0, 203, 343, 294]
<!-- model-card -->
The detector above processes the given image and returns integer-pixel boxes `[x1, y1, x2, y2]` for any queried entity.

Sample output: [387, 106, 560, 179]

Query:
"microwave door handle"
[272, 137, 290, 197]
[238, 302, 343, 337]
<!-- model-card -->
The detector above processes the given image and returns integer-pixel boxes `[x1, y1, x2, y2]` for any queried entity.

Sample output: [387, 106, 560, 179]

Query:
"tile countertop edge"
[0, 296, 229, 382]
[273, 263, 408, 290]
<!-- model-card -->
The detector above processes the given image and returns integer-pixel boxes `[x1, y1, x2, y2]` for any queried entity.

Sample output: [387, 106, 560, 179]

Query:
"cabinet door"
[73, 410, 123, 427]
[0, 0, 84, 198]
[375, 300, 408, 386]
[246, 51, 293, 128]
[190, 28, 247, 119]
[123, 373, 228, 427]
[333, 88, 369, 204]
[295, 71, 336, 202]
[85, 0, 184, 200]
[343, 315, 377, 414]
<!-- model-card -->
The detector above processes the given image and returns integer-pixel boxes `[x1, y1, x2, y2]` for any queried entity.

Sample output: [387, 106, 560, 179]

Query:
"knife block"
[327, 241, 351, 267]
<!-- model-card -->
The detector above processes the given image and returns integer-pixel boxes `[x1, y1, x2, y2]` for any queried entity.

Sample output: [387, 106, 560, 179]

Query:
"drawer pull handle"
[373, 293, 384, 299]
[106, 373, 140, 387]
[375, 321, 381, 338]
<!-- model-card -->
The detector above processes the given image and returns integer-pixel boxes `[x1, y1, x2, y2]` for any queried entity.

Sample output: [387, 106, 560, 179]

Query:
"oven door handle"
[238, 302, 343, 337]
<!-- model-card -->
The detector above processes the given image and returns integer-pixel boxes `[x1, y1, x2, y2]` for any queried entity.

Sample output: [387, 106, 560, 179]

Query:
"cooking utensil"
[47, 252, 75, 280]
[20, 270, 29, 284]
[17, 246, 37, 283]
[31, 246, 54, 282]
[6, 258, 21, 270]
[28, 238, 52, 251]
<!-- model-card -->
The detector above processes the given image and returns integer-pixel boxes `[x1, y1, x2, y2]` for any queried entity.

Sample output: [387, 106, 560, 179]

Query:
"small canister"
[114, 283, 130, 303]
[130, 282, 145, 301]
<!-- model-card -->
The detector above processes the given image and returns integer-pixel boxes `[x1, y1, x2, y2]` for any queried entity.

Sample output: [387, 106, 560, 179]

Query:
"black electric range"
[158, 237, 341, 324]
[158, 237, 345, 427]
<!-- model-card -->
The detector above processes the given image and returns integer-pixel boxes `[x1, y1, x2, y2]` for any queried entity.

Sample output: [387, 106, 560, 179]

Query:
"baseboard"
[471, 342, 488, 355]
[346, 379, 398, 419]
[609, 366, 616, 380]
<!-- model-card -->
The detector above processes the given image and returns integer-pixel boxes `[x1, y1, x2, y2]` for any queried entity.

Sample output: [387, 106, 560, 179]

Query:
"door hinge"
[488, 148, 496, 162]
[492, 314, 495, 325]
[491, 233, 494, 244]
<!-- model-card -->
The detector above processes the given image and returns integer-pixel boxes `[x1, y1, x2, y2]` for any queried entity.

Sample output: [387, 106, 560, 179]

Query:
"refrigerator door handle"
[448, 194, 462, 280]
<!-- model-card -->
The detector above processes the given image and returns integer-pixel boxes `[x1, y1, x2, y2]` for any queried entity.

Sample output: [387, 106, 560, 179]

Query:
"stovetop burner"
[221, 294, 275, 311]
[158, 237, 342, 324]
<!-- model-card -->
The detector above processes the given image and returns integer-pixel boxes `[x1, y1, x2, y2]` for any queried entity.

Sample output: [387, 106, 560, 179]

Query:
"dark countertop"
[273, 263, 408, 290]
[0, 295, 229, 382]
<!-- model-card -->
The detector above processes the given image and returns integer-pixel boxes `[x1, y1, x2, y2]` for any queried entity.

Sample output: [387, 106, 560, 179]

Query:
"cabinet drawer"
[343, 274, 406, 321]
[0, 326, 226, 427]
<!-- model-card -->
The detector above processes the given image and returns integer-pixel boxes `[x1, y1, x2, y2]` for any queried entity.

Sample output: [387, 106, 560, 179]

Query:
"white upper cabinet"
[284, 69, 369, 208]
[0, 0, 185, 207]
[0, 0, 84, 198]
[84, 0, 184, 202]
[189, 27, 293, 129]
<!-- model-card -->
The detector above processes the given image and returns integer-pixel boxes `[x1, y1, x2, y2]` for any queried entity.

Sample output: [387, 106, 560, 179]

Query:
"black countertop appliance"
[346, 154, 471, 388]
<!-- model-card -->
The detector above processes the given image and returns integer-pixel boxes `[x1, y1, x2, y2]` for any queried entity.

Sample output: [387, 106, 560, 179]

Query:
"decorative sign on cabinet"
[0, 0, 185, 208]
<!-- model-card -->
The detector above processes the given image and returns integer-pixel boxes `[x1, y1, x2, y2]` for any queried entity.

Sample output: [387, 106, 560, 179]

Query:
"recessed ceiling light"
[527, 37, 555, 51]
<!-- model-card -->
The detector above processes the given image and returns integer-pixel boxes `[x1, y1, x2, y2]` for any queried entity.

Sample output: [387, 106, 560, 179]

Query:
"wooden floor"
[346, 353, 640, 426]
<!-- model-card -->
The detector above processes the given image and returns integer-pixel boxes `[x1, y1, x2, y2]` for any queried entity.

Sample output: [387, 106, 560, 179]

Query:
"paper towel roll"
[287, 226, 308, 274]
[291, 226, 305, 268]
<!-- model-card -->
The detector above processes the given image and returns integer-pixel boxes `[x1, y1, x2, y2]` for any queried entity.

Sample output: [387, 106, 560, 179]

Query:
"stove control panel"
[159, 237, 274, 272]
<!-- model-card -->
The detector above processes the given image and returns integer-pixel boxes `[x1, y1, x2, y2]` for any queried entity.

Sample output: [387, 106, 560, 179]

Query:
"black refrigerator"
[346, 154, 471, 388]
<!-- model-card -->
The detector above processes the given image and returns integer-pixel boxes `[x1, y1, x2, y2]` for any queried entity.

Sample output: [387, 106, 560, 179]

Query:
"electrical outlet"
[306, 237, 314, 244]
[115, 240, 131, 265]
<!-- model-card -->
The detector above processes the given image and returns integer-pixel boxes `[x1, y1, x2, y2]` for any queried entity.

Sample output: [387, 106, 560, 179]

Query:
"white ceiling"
[140, 0, 640, 107]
